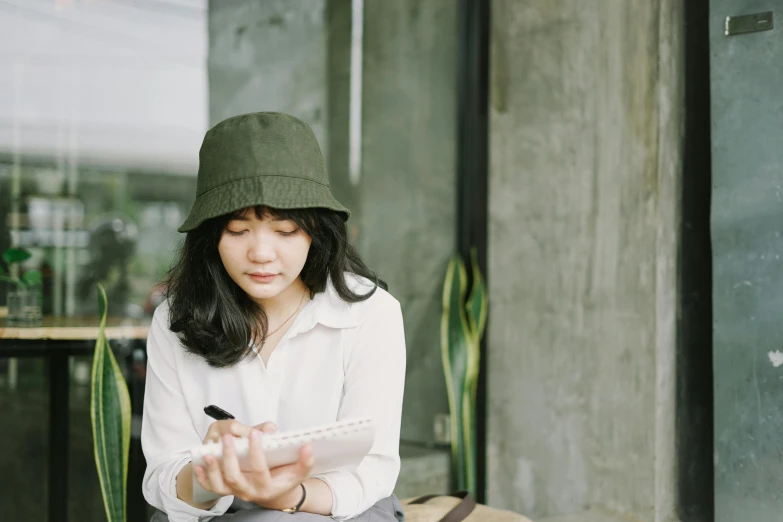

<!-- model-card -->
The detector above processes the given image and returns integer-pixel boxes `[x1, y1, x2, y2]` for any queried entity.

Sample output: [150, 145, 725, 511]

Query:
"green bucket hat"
[178, 112, 350, 232]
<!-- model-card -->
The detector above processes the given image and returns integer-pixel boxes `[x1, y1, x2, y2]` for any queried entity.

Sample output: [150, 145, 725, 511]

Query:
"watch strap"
[281, 483, 307, 514]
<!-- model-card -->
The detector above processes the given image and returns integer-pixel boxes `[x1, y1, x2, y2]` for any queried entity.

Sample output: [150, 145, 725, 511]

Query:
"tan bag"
[401, 491, 533, 522]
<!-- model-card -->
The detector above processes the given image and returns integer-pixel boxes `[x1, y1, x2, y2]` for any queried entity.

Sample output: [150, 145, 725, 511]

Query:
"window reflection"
[1, 2, 207, 520]
[0, 149, 197, 318]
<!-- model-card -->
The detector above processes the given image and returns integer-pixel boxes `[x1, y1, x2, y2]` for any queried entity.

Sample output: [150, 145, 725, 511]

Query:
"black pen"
[204, 404, 235, 421]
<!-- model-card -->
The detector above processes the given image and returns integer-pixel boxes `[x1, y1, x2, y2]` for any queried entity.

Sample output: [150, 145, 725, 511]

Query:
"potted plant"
[0, 247, 43, 325]
[441, 248, 487, 496]
[91, 283, 132, 522]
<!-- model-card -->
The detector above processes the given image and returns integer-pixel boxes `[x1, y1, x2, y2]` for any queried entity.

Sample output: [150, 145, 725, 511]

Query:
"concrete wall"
[208, 0, 458, 443]
[208, 0, 328, 145]
[359, 0, 458, 442]
[486, 1, 684, 520]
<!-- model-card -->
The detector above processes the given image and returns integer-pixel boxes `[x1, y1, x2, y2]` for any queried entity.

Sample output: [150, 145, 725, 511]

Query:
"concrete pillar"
[486, 1, 684, 520]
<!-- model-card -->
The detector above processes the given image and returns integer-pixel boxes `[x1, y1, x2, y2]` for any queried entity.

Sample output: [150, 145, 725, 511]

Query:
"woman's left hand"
[193, 429, 315, 509]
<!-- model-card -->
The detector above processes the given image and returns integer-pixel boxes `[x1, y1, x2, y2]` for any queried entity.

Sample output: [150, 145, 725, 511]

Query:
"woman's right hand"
[203, 420, 277, 443]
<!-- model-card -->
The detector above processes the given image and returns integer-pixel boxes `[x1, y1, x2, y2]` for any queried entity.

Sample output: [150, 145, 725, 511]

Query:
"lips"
[249, 273, 278, 283]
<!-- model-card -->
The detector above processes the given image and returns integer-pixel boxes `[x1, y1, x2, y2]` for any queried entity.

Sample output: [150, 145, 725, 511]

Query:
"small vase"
[7, 286, 42, 326]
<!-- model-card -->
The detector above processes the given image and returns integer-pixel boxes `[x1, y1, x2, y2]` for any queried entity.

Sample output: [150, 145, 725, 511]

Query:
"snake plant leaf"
[91, 283, 131, 522]
[464, 248, 487, 423]
[465, 248, 488, 346]
[461, 248, 487, 495]
[2, 247, 31, 265]
[441, 255, 471, 491]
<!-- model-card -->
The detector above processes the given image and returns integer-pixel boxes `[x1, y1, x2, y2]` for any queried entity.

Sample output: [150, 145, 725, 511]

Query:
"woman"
[142, 112, 406, 521]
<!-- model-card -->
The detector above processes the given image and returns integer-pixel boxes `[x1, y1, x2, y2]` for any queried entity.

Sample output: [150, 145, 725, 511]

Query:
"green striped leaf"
[441, 255, 471, 491]
[462, 248, 487, 495]
[465, 248, 488, 347]
[441, 250, 488, 497]
[91, 283, 131, 522]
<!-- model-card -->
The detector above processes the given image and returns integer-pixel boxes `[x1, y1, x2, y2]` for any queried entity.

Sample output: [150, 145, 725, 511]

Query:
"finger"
[224, 420, 252, 438]
[205, 421, 230, 443]
[253, 421, 277, 434]
[220, 434, 252, 495]
[247, 429, 272, 483]
[297, 443, 315, 473]
[205, 420, 252, 443]
[194, 465, 219, 495]
[203, 455, 231, 495]
[204, 422, 220, 443]
[268, 444, 314, 484]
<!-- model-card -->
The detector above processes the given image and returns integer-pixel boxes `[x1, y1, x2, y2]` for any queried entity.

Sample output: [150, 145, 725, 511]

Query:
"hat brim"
[178, 175, 350, 232]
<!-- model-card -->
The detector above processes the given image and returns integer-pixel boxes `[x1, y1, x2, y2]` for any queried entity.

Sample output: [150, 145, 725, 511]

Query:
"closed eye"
[277, 229, 299, 237]
[225, 229, 247, 237]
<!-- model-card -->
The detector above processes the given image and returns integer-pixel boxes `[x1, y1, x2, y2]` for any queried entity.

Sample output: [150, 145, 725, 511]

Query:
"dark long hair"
[165, 206, 385, 367]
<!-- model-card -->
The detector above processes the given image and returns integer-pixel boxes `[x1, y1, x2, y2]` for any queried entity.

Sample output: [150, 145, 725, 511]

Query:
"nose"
[247, 235, 276, 264]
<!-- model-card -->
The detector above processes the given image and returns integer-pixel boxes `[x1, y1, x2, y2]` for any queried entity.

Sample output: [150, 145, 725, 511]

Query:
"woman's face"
[217, 207, 312, 303]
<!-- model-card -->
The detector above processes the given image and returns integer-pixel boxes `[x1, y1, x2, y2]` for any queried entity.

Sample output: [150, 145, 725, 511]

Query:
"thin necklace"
[263, 288, 308, 342]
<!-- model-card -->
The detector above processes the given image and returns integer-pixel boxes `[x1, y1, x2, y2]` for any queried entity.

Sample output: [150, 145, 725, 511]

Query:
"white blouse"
[141, 275, 406, 522]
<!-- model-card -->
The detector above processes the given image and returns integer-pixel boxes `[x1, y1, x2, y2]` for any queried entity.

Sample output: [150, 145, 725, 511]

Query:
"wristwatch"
[281, 484, 307, 514]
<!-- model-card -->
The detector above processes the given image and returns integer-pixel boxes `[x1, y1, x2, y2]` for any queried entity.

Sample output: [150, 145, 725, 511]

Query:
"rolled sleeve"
[141, 304, 233, 522]
[150, 455, 233, 522]
[314, 294, 406, 519]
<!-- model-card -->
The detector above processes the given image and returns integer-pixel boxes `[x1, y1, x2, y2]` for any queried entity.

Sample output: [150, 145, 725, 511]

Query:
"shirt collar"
[289, 276, 358, 336]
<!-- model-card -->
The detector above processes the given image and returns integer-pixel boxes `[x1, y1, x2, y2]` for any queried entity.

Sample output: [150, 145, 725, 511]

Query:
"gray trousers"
[151, 495, 404, 521]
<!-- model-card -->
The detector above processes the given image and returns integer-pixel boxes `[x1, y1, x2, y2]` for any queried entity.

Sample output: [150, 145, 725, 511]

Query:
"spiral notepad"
[190, 417, 375, 503]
